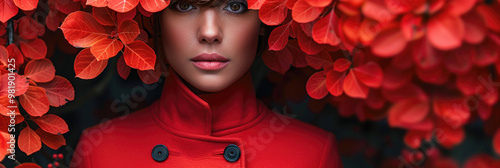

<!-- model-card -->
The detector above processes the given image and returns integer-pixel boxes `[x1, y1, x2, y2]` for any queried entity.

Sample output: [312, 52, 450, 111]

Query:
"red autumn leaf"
[305, 0, 331, 7]
[6, 44, 24, 68]
[19, 86, 50, 117]
[117, 8, 137, 25]
[118, 20, 141, 44]
[400, 14, 424, 41]
[404, 130, 428, 149]
[312, 9, 341, 46]
[464, 154, 500, 168]
[381, 66, 412, 90]
[343, 69, 369, 98]
[15, 163, 41, 168]
[86, 0, 108, 7]
[352, 62, 383, 88]
[92, 7, 117, 26]
[305, 50, 333, 70]
[371, 27, 406, 57]
[20, 38, 47, 60]
[384, 0, 423, 14]
[123, 40, 156, 70]
[259, 0, 287, 25]
[435, 120, 465, 149]
[0, 132, 8, 162]
[286, 39, 308, 68]
[292, 0, 324, 23]
[117, 55, 131, 80]
[32, 114, 69, 134]
[18, 126, 41, 156]
[0, 0, 18, 23]
[24, 59, 56, 83]
[55, 0, 81, 15]
[433, 97, 470, 128]
[0, 73, 29, 96]
[60, 11, 108, 48]
[0, 46, 6, 66]
[426, 12, 465, 50]
[0, 96, 19, 116]
[13, 0, 38, 11]
[444, 46, 472, 74]
[365, 90, 385, 109]
[19, 16, 45, 40]
[495, 129, 500, 155]
[475, 4, 500, 32]
[35, 128, 66, 150]
[74, 48, 109, 79]
[46, 9, 66, 31]
[262, 48, 293, 74]
[37, 76, 75, 107]
[411, 37, 441, 69]
[442, 0, 476, 16]
[362, 0, 394, 24]
[477, 102, 492, 121]
[268, 21, 292, 51]
[293, 22, 324, 55]
[90, 38, 123, 60]
[140, 0, 169, 13]
[473, 37, 499, 67]
[306, 71, 328, 99]
[138, 3, 153, 17]
[462, 10, 486, 44]
[136, 29, 148, 43]
[388, 99, 429, 128]
[138, 63, 161, 84]
[248, 0, 264, 9]
[326, 70, 345, 96]
[108, 0, 139, 13]
[333, 58, 351, 72]
[416, 65, 450, 85]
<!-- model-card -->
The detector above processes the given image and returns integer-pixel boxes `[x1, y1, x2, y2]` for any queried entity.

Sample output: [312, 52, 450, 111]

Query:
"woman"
[69, 0, 342, 167]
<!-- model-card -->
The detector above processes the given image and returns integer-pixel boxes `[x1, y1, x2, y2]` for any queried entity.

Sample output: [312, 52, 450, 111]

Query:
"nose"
[197, 9, 222, 44]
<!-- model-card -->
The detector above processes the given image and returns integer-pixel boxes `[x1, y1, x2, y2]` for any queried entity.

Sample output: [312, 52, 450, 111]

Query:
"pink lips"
[190, 53, 229, 71]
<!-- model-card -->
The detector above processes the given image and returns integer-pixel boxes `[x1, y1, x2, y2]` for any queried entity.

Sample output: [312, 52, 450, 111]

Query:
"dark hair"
[150, 2, 273, 75]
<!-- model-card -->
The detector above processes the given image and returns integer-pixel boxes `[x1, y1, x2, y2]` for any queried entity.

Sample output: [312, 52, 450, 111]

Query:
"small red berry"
[58, 153, 64, 159]
[54, 161, 60, 167]
[52, 154, 57, 159]
[48, 163, 53, 168]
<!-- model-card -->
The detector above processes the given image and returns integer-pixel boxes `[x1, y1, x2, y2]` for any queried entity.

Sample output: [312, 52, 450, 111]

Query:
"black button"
[152, 144, 169, 162]
[224, 144, 240, 162]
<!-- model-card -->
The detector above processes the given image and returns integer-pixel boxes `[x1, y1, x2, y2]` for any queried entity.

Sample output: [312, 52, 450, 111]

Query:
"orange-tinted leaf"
[352, 62, 383, 88]
[259, 0, 287, 25]
[305, 50, 333, 70]
[442, 0, 476, 16]
[268, 21, 292, 51]
[435, 120, 465, 149]
[475, 4, 500, 32]
[293, 22, 324, 54]
[136, 28, 148, 43]
[381, 66, 412, 90]
[74, 48, 108, 79]
[0, 0, 18, 23]
[15, 163, 41, 168]
[384, 0, 423, 14]
[117, 8, 136, 25]
[426, 12, 464, 50]
[262, 48, 293, 74]
[13, 0, 37, 10]
[343, 69, 369, 98]
[333, 58, 351, 72]
[138, 63, 161, 84]
[140, 0, 169, 12]
[138, 3, 153, 17]
[118, 20, 140, 44]
[248, 0, 264, 9]
[444, 46, 472, 74]
[35, 128, 66, 150]
[19, 86, 49, 117]
[32, 114, 69, 134]
[123, 41, 156, 70]
[404, 130, 428, 149]
[0, 73, 29, 96]
[462, 10, 486, 44]
[92, 7, 117, 26]
[371, 27, 406, 57]
[292, 0, 324, 23]
[37, 76, 75, 107]
[388, 99, 429, 128]
[433, 97, 470, 128]
[86, 0, 108, 7]
[18, 16, 44, 40]
[306, 71, 328, 99]
[90, 38, 123, 60]
[20, 38, 47, 60]
[473, 37, 499, 67]
[108, 0, 139, 13]
[411, 37, 441, 69]
[24, 59, 56, 83]
[416, 65, 449, 85]
[306, 0, 331, 7]
[312, 9, 341, 46]
[60, 11, 108, 48]
[117, 55, 131, 79]
[362, 0, 393, 23]
[0, 46, 7, 66]
[6, 44, 24, 68]
[464, 154, 499, 168]
[55, 0, 81, 15]
[326, 70, 345, 96]
[287, 39, 308, 68]
[18, 126, 41, 156]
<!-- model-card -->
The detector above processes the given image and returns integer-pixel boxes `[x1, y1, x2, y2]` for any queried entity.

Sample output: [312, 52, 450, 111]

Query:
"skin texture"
[160, 0, 261, 94]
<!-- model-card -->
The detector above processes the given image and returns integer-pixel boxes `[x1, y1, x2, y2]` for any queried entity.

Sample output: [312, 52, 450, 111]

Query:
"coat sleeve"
[69, 128, 93, 168]
[319, 133, 343, 168]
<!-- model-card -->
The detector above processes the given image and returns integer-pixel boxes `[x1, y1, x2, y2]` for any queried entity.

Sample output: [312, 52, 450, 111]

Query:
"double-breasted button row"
[151, 144, 241, 162]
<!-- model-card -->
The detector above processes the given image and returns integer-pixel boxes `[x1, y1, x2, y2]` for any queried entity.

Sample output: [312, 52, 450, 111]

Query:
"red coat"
[70, 67, 343, 168]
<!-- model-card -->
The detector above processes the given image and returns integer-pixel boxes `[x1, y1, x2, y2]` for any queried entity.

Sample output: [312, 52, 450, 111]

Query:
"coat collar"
[154, 66, 263, 136]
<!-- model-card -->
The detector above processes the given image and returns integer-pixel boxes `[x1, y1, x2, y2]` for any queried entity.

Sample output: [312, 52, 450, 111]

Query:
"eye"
[224, 2, 248, 14]
[175, 2, 195, 12]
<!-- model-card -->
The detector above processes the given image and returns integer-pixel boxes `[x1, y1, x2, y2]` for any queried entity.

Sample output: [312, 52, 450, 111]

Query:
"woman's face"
[160, 0, 261, 93]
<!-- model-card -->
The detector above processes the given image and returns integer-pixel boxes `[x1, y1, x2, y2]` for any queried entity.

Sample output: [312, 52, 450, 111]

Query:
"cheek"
[160, 15, 194, 60]
[225, 15, 261, 64]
